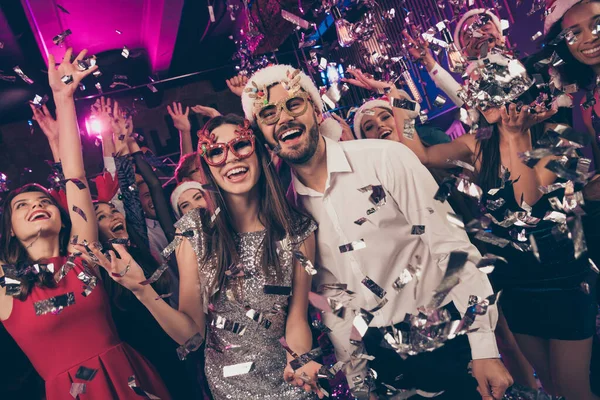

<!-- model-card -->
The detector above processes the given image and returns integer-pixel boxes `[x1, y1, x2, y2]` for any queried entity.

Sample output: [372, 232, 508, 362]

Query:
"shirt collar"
[291, 136, 352, 199]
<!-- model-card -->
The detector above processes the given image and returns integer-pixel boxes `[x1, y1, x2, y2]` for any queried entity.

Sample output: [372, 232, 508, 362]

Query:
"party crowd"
[2, 1, 600, 399]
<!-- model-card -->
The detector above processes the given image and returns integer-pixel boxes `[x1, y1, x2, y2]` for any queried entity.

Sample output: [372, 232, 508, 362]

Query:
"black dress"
[481, 182, 597, 340]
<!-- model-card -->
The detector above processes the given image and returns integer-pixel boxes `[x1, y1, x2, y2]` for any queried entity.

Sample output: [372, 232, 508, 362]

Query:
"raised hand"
[31, 104, 59, 143]
[76, 243, 147, 293]
[167, 102, 191, 132]
[283, 361, 325, 399]
[191, 105, 221, 118]
[48, 48, 98, 98]
[342, 68, 393, 92]
[330, 113, 354, 141]
[226, 75, 249, 97]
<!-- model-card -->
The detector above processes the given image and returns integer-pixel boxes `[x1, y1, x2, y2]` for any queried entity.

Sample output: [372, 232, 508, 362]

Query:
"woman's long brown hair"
[198, 114, 312, 297]
[0, 184, 72, 300]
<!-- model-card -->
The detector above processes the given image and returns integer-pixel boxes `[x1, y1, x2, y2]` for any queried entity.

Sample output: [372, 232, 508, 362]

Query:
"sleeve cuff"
[467, 331, 500, 360]
[103, 156, 116, 175]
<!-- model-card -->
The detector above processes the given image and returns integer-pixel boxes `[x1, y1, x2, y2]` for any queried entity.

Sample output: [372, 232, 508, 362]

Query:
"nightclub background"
[0, 0, 581, 191]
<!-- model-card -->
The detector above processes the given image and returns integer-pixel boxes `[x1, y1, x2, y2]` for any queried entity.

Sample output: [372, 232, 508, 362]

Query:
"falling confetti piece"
[72, 205, 87, 221]
[75, 366, 98, 381]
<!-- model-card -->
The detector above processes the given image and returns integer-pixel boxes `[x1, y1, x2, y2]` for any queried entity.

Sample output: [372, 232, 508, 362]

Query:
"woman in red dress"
[0, 48, 171, 400]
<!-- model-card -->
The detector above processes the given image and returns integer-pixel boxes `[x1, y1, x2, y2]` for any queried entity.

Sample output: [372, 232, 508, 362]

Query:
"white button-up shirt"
[291, 137, 499, 386]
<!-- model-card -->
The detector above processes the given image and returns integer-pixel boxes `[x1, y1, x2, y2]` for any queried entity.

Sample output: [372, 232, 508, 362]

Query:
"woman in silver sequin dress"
[108, 114, 322, 399]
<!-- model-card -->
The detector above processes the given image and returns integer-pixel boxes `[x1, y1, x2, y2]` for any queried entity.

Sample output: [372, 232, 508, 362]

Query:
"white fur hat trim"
[453, 9, 503, 49]
[170, 181, 205, 219]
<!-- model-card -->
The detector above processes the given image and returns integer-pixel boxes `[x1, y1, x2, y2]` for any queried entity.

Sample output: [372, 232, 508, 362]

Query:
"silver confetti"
[34, 292, 75, 316]
[13, 66, 34, 84]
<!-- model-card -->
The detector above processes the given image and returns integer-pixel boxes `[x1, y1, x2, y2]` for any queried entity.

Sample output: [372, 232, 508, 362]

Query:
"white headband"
[242, 64, 323, 123]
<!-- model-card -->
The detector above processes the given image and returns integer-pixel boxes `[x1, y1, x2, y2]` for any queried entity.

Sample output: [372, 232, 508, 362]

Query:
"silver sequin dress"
[176, 209, 317, 400]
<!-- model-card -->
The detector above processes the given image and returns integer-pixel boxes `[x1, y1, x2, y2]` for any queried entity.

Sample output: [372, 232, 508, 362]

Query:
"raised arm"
[381, 140, 513, 398]
[128, 140, 176, 242]
[167, 102, 193, 155]
[48, 48, 98, 249]
[343, 68, 474, 168]
[30, 104, 60, 162]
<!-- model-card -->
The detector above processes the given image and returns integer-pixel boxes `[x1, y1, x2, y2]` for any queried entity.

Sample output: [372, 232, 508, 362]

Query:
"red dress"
[1, 256, 171, 400]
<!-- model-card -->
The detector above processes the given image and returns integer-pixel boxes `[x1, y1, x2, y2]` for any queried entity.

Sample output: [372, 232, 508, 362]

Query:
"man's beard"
[276, 116, 320, 165]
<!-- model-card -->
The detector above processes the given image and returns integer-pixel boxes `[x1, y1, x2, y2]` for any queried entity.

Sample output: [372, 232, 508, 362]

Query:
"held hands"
[471, 358, 513, 400]
[500, 103, 558, 136]
[226, 75, 249, 97]
[76, 243, 147, 294]
[91, 97, 118, 137]
[30, 104, 59, 143]
[167, 102, 191, 132]
[48, 48, 98, 98]
[284, 361, 325, 399]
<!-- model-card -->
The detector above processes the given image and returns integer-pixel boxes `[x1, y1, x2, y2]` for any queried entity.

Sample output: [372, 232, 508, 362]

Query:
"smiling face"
[255, 84, 321, 165]
[562, 1, 600, 66]
[10, 191, 62, 243]
[459, 13, 503, 58]
[95, 203, 128, 241]
[360, 107, 397, 141]
[177, 188, 208, 216]
[206, 124, 260, 196]
[136, 178, 156, 220]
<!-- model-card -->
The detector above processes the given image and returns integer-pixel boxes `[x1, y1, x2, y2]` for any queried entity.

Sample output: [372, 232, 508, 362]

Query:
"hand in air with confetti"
[48, 48, 97, 98]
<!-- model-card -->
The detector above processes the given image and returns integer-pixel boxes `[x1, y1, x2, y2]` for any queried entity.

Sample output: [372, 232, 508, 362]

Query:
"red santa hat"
[543, 0, 583, 34]
[170, 181, 205, 219]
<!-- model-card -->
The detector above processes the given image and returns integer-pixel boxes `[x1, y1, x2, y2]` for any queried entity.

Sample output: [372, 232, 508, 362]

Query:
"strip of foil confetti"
[34, 292, 75, 316]
[127, 375, 160, 399]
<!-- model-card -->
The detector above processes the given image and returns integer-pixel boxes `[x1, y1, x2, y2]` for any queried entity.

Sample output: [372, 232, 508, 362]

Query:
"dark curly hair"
[544, 2, 600, 90]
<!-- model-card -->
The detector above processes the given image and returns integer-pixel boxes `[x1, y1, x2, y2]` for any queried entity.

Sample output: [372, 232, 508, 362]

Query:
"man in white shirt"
[242, 65, 513, 399]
